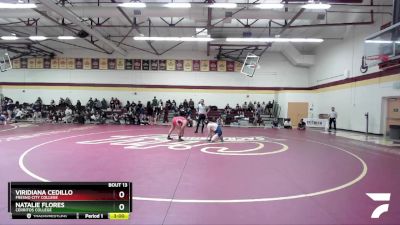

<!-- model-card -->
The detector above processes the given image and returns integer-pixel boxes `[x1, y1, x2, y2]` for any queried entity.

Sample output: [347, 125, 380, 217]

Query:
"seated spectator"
[0, 112, 7, 125]
[272, 118, 279, 128]
[14, 108, 23, 120]
[298, 119, 306, 130]
[112, 113, 120, 124]
[64, 107, 73, 123]
[283, 119, 292, 129]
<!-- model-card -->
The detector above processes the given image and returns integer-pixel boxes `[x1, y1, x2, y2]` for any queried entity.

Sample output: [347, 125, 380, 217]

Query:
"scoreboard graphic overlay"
[8, 182, 132, 220]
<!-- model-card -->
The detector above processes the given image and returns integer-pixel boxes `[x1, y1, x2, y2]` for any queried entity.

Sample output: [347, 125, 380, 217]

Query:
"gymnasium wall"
[309, 13, 400, 134]
[0, 51, 309, 108]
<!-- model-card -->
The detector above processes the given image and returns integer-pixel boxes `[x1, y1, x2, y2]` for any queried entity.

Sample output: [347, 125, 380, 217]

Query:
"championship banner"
[13, 57, 240, 73]
[91, 58, 99, 69]
[99, 58, 108, 70]
[235, 61, 243, 72]
[176, 60, 183, 71]
[125, 59, 132, 70]
[35, 57, 44, 69]
[58, 57, 67, 69]
[83, 58, 91, 70]
[166, 60, 175, 71]
[43, 58, 51, 69]
[20, 58, 28, 69]
[108, 58, 116, 70]
[209, 60, 217, 71]
[183, 60, 192, 72]
[116, 58, 125, 70]
[142, 59, 149, 70]
[159, 60, 166, 70]
[67, 58, 75, 69]
[27, 58, 36, 69]
[151, 60, 158, 70]
[50, 58, 59, 69]
[75, 58, 83, 70]
[192, 60, 200, 71]
[200, 60, 209, 72]
[217, 60, 226, 72]
[226, 61, 235, 72]
[133, 59, 141, 70]
[12, 59, 20, 69]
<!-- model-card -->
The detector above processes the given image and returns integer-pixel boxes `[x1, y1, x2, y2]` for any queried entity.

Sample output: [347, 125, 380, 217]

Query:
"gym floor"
[1, 123, 399, 225]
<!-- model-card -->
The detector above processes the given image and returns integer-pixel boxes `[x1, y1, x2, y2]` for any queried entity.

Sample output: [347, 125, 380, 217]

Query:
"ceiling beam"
[37, 0, 127, 55]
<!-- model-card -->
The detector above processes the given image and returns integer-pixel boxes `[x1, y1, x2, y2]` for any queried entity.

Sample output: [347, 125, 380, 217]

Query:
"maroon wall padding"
[287, 0, 363, 3]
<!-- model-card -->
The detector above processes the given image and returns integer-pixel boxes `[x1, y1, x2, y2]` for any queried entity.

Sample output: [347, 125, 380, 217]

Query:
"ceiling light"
[1, 36, 19, 41]
[302, 3, 331, 10]
[289, 38, 324, 43]
[57, 36, 76, 40]
[209, 3, 237, 9]
[0, 3, 37, 9]
[133, 36, 213, 42]
[164, 3, 191, 8]
[255, 3, 284, 9]
[29, 36, 47, 41]
[365, 40, 393, 44]
[226, 37, 324, 43]
[118, 2, 146, 8]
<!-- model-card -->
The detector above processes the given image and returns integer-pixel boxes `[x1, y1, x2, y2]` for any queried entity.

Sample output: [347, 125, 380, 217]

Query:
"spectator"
[183, 99, 189, 109]
[329, 107, 338, 132]
[152, 96, 158, 109]
[266, 101, 273, 115]
[76, 100, 82, 110]
[195, 99, 208, 134]
[189, 99, 194, 109]
[248, 101, 254, 111]
[146, 101, 154, 125]
[242, 102, 248, 111]
[298, 119, 306, 130]
[283, 119, 292, 129]
[64, 107, 73, 123]
[101, 98, 108, 109]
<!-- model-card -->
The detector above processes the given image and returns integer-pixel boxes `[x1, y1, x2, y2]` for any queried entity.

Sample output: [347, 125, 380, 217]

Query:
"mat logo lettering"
[366, 193, 391, 219]
[76, 135, 288, 156]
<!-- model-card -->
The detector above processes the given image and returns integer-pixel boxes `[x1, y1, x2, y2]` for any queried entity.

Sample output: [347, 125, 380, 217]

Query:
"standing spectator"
[146, 101, 154, 125]
[242, 102, 248, 111]
[189, 99, 194, 110]
[183, 99, 189, 109]
[110, 97, 115, 110]
[195, 99, 208, 134]
[248, 101, 254, 111]
[329, 107, 338, 132]
[266, 101, 273, 115]
[261, 102, 267, 114]
[152, 96, 158, 109]
[76, 100, 82, 111]
[101, 98, 108, 109]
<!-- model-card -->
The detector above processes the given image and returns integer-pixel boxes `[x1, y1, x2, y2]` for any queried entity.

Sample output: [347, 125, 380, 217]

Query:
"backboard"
[364, 21, 400, 68]
[241, 53, 260, 77]
[0, 50, 12, 72]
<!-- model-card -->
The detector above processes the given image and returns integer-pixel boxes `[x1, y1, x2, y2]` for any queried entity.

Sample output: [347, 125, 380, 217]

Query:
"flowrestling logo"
[367, 193, 391, 219]
[76, 135, 289, 156]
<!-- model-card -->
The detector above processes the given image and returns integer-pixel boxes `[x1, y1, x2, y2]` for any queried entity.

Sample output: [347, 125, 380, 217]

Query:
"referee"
[195, 99, 208, 133]
[329, 107, 338, 132]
